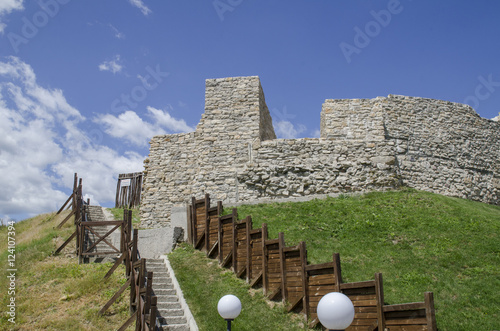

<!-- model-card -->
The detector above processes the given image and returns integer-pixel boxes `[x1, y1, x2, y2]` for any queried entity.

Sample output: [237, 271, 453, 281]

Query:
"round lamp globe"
[217, 294, 242, 320]
[317, 292, 355, 330]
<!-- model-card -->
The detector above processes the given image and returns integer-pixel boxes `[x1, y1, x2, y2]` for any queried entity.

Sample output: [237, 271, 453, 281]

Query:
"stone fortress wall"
[140, 76, 500, 228]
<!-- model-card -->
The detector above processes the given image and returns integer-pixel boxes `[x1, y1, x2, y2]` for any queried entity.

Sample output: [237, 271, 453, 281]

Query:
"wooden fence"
[54, 174, 159, 330]
[189, 194, 437, 331]
[101, 225, 159, 331]
[115, 172, 143, 209]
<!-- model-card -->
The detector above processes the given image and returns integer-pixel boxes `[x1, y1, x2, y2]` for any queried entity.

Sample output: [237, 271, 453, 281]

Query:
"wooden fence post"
[187, 204, 193, 245]
[375, 272, 386, 330]
[278, 232, 286, 303]
[299, 241, 308, 316]
[245, 216, 252, 283]
[191, 197, 197, 247]
[217, 213, 223, 264]
[232, 212, 237, 273]
[204, 194, 210, 253]
[425, 292, 437, 331]
[149, 296, 158, 330]
[333, 253, 342, 292]
[261, 223, 268, 295]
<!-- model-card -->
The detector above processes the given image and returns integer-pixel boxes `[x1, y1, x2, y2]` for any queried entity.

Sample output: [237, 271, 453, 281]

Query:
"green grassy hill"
[0, 212, 131, 330]
[170, 189, 500, 330]
[2, 189, 498, 330]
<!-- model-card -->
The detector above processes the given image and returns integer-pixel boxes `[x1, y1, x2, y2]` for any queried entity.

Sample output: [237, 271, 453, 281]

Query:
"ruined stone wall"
[140, 76, 499, 228]
[383, 95, 500, 203]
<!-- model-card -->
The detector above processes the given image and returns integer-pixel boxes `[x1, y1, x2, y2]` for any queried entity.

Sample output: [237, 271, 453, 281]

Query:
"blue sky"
[0, 0, 499, 221]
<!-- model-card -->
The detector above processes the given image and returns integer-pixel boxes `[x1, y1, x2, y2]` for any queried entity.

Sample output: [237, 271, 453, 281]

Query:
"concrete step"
[153, 295, 178, 303]
[158, 313, 187, 325]
[152, 288, 177, 296]
[153, 282, 174, 290]
[157, 301, 182, 310]
[159, 324, 190, 331]
[150, 271, 170, 277]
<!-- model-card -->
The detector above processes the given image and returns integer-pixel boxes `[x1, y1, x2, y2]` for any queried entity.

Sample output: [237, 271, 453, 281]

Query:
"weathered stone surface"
[140, 76, 500, 228]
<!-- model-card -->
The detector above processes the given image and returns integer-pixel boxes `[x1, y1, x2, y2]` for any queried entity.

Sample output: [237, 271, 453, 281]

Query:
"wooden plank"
[347, 294, 378, 302]
[265, 238, 280, 246]
[341, 280, 376, 290]
[237, 266, 246, 278]
[376, 326, 426, 331]
[305, 261, 334, 271]
[208, 240, 218, 258]
[80, 220, 125, 226]
[99, 278, 131, 315]
[118, 311, 137, 331]
[57, 193, 74, 215]
[268, 285, 282, 301]
[56, 209, 75, 229]
[54, 230, 77, 255]
[104, 252, 126, 279]
[195, 232, 205, 250]
[250, 271, 262, 288]
[384, 302, 426, 312]
[287, 297, 303, 313]
[385, 317, 427, 325]
[222, 251, 232, 268]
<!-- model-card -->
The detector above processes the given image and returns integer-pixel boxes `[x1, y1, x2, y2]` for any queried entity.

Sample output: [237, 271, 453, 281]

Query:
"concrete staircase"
[147, 258, 192, 331]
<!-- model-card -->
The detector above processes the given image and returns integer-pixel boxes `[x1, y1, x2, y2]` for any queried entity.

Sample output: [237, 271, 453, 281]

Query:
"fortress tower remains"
[140, 76, 500, 228]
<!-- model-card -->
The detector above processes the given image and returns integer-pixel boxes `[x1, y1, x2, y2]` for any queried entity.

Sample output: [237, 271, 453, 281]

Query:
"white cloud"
[148, 106, 193, 133]
[96, 110, 164, 146]
[492, 114, 499, 122]
[0, 0, 24, 33]
[0, 57, 144, 221]
[274, 120, 307, 139]
[129, 0, 151, 16]
[98, 55, 123, 74]
[95, 106, 194, 147]
[311, 129, 321, 138]
[108, 23, 125, 39]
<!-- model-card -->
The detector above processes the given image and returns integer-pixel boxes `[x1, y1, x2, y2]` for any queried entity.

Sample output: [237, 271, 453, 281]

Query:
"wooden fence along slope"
[54, 173, 158, 331]
[189, 194, 437, 331]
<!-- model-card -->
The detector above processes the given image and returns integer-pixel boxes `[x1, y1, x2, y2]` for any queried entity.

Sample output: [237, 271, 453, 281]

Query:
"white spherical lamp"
[218, 294, 242, 320]
[317, 292, 355, 330]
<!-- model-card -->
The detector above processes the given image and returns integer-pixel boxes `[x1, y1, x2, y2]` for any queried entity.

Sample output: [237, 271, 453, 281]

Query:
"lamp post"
[217, 294, 241, 331]
[317, 292, 355, 331]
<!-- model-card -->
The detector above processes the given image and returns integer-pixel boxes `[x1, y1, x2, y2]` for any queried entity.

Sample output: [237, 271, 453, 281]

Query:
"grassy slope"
[169, 244, 308, 330]
[0, 212, 132, 330]
[226, 189, 500, 330]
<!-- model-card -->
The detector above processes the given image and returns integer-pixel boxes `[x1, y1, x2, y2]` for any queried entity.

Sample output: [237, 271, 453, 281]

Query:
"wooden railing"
[101, 227, 160, 331]
[189, 193, 437, 331]
[53, 173, 159, 330]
